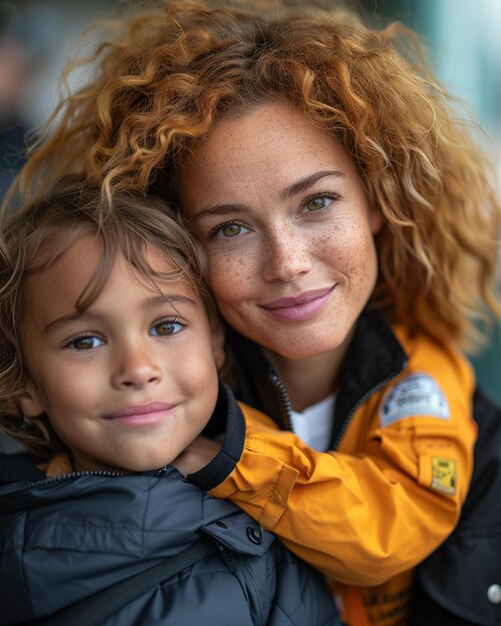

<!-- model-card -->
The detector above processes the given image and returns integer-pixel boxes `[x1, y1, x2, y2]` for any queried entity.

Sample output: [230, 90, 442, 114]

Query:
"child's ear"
[211, 321, 226, 371]
[18, 381, 45, 418]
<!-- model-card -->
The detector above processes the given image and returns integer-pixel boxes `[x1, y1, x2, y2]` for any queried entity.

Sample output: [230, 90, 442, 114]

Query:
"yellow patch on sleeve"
[431, 457, 456, 495]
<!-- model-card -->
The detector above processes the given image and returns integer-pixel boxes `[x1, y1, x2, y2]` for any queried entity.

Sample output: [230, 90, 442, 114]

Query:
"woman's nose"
[262, 226, 312, 282]
[111, 341, 162, 390]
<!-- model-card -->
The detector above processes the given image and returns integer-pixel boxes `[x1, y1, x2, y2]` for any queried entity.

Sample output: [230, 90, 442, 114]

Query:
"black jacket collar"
[189, 381, 246, 491]
[224, 309, 407, 449]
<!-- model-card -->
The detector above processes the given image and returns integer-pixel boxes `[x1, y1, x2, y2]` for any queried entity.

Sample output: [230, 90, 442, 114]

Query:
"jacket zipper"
[332, 363, 407, 449]
[0, 468, 133, 497]
[269, 370, 294, 431]
[269, 361, 407, 450]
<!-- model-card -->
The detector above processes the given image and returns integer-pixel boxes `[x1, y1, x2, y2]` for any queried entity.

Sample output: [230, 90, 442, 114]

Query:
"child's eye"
[66, 335, 104, 350]
[150, 319, 185, 336]
[209, 221, 249, 240]
[302, 193, 340, 214]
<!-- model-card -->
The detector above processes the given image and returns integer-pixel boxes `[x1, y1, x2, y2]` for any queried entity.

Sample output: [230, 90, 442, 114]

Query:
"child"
[0, 180, 340, 626]
[4, 2, 501, 625]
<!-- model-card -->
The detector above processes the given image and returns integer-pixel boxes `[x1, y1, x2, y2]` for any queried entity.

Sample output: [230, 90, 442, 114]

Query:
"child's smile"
[19, 234, 219, 472]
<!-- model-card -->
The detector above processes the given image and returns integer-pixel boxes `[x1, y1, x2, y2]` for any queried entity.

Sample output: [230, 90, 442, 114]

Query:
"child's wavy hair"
[7, 0, 501, 349]
[0, 176, 215, 459]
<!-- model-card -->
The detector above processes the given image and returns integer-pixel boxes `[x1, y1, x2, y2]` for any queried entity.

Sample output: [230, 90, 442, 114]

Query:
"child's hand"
[172, 435, 221, 476]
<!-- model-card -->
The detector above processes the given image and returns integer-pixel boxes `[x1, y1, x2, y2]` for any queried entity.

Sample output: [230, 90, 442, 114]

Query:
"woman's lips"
[103, 402, 176, 425]
[260, 286, 335, 321]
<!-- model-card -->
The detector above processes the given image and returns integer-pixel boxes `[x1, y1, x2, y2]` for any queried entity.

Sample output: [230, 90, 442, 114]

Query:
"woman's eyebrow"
[192, 170, 344, 220]
[192, 203, 249, 221]
[281, 170, 344, 200]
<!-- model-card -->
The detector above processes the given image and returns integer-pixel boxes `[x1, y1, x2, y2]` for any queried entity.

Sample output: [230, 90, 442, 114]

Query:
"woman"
[6, 2, 501, 624]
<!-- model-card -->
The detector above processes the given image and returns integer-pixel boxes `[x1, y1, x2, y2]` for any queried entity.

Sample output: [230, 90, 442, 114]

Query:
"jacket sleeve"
[209, 344, 477, 587]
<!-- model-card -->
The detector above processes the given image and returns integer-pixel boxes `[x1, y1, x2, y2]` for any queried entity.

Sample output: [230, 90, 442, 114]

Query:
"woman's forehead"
[177, 100, 357, 206]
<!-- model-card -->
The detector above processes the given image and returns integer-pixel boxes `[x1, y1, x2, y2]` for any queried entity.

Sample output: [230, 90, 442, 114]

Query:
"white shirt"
[289, 394, 336, 452]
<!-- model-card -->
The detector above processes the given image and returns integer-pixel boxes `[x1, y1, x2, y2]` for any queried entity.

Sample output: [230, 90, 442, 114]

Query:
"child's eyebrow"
[147, 294, 199, 309]
[43, 310, 99, 333]
[43, 294, 199, 333]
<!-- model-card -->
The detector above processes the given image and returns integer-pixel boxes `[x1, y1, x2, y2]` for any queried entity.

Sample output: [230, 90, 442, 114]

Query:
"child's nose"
[112, 342, 162, 390]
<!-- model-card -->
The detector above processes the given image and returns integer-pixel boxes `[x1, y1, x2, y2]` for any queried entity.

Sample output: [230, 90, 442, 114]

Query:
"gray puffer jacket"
[0, 394, 340, 626]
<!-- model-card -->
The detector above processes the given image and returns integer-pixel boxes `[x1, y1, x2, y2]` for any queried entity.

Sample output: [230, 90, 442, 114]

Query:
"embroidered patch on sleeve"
[431, 457, 456, 495]
[380, 373, 450, 427]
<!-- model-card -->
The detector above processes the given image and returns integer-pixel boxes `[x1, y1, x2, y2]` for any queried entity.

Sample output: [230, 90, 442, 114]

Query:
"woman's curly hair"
[8, 0, 501, 349]
[0, 177, 214, 459]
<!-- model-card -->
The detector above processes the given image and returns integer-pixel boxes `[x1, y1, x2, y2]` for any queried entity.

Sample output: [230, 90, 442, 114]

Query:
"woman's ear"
[211, 321, 226, 371]
[370, 204, 384, 235]
[18, 381, 45, 418]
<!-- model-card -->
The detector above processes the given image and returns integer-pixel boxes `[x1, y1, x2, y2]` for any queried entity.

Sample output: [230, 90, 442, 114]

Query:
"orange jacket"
[207, 312, 476, 626]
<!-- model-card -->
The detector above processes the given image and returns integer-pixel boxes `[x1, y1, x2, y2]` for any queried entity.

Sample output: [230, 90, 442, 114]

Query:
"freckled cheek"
[207, 254, 258, 305]
[321, 225, 378, 274]
[313, 233, 342, 261]
[344, 233, 379, 292]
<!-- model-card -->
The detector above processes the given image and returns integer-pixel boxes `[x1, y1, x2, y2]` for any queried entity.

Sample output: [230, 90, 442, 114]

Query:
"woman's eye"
[67, 335, 104, 350]
[302, 194, 339, 214]
[150, 320, 185, 336]
[210, 221, 249, 240]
